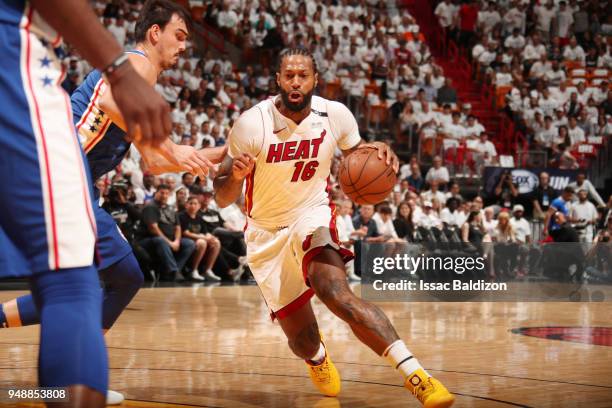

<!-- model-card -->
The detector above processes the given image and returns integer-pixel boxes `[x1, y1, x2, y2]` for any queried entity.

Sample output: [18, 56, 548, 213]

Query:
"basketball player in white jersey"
[214, 48, 455, 407]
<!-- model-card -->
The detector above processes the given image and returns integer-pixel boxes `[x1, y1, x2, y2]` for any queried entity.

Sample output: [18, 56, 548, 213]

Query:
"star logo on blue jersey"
[39, 56, 51, 68]
[41, 76, 53, 87]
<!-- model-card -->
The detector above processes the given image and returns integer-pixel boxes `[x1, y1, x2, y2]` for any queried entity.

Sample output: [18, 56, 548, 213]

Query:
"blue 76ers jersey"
[69, 51, 149, 270]
[70, 50, 147, 182]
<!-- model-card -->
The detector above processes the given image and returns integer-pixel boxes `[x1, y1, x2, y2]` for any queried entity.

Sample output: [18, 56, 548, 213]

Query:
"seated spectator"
[406, 162, 425, 192]
[468, 132, 498, 168]
[416, 201, 442, 229]
[133, 172, 157, 206]
[393, 201, 415, 241]
[415, 101, 439, 139]
[399, 101, 418, 135]
[174, 186, 188, 213]
[567, 117, 586, 147]
[179, 196, 222, 281]
[523, 33, 547, 65]
[353, 204, 384, 242]
[342, 69, 366, 117]
[373, 204, 403, 242]
[197, 187, 247, 274]
[477, 1, 500, 36]
[565, 92, 583, 118]
[421, 180, 447, 206]
[181, 172, 194, 190]
[504, 28, 526, 50]
[544, 60, 566, 86]
[440, 197, 462, 228]
[461, 210, 486, 249]
[563, 36, 586, 63]
[138, 185, 195, 281]
[248, 18, 267, 48]
[442, 112, 467, 147]
[529, 54, 551, 83]
[535, 116, 559, 150]
[464, 115, 486, 139]
[425, 156, 450, 188]
[436, 78, 457, 105]
[217, 3, 239, 34]
[495, 64, 513, 86]
[445, 181, 464, 203]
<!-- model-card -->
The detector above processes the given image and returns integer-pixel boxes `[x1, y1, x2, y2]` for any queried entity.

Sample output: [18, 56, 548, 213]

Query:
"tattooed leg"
[308, 247, 399, 355]
[278, 300, 321, 360]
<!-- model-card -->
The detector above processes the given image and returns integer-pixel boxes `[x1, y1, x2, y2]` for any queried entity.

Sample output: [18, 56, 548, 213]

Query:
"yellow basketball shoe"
[405, 369, 455, 408]
[306, 348, 341, 397]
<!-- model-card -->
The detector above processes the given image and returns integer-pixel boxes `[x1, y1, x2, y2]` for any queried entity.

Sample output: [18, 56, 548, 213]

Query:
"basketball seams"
[353, 163, 396, 194]
[354, 148, 375, 186]
[339, 148, 396, 205]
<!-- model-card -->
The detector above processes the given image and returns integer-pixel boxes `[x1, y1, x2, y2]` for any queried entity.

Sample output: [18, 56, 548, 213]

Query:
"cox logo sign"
[511, 170, 539, 194]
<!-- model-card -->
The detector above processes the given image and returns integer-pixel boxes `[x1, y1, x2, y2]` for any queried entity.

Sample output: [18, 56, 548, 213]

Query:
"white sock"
[307, 342, 326, 365]
[383, 340, 428, 380]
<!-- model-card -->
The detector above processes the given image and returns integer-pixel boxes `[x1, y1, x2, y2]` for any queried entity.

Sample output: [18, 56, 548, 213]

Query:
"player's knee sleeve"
[30, 266, 108, 394]
[99, 253, 143, 329]
[101, 253, 144, 290]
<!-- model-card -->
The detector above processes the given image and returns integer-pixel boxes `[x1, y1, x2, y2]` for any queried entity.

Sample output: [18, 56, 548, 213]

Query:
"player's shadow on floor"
[123, 386, 380, 408]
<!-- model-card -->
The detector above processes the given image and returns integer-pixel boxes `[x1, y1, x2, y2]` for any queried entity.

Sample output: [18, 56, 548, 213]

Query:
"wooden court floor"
[0, 284, 611, 407]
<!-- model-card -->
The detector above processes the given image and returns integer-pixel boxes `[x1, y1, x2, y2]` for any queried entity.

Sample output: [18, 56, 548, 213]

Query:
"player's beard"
[280, 88, 314, 112]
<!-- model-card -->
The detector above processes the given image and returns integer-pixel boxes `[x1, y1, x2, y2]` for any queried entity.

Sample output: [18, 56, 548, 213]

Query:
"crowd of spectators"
[331, 157, 612, 281]
[196, 0, 506, 161]
[434, 0, 611, 169]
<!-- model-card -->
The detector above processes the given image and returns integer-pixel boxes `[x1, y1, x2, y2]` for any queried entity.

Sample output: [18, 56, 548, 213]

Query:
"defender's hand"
[231, 153, 255, 180]
[174, 145, 213, 179]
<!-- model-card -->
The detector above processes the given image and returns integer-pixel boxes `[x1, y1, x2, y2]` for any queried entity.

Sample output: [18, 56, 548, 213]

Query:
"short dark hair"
[134, 0, 191, 43]
[157, 183, 171, 192]
[378, 205, 393, 215]
[563, 186, 575, 194]
[277, 47, 318, 74]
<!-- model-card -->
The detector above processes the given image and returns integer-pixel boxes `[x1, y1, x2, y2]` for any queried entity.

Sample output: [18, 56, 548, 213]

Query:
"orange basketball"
[338, 147, 397, 205]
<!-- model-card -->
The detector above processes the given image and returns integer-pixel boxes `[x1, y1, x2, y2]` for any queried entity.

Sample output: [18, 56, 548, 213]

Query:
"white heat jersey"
[228, 95, 361, 230]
